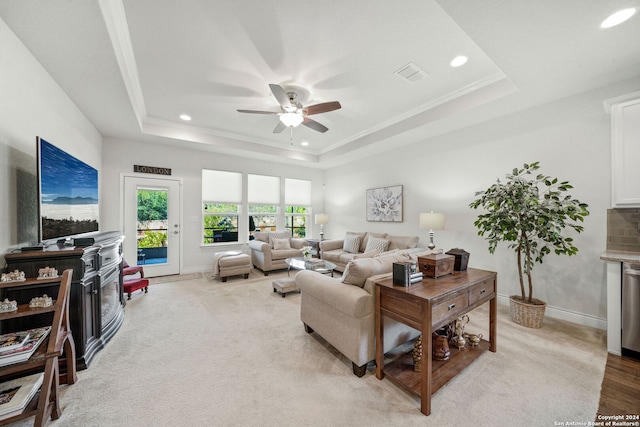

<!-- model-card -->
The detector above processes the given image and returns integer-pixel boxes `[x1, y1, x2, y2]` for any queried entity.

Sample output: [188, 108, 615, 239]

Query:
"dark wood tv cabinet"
[375, 268, 497, 416]
[3, 231, 125, 369]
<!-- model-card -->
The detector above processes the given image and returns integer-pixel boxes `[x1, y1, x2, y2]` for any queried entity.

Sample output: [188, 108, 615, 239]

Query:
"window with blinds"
[202, 170, 242, 244]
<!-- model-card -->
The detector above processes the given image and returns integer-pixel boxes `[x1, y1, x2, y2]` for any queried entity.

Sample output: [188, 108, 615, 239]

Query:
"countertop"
[600, 250, 640, 263]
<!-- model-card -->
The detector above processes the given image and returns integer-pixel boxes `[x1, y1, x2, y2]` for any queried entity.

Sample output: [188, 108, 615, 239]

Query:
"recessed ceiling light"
[179, 114, 191, 121]
[450, 55, 468, 67]
[601, 8, 636, 28]
[301, 141, 309, 146]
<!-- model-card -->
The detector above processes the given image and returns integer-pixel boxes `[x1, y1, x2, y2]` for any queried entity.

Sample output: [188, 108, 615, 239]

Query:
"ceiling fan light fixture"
[279, 112, 303, 127]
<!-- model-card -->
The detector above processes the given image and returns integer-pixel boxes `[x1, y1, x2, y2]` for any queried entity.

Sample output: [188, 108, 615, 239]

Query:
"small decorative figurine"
[37, 267, 58, 279]
[0, 298, 18, 313]
[0, 270, 26, 282]
[465, 333, 483, 347]
[451, 315, 469, 350]
[29, 294, 53, 308]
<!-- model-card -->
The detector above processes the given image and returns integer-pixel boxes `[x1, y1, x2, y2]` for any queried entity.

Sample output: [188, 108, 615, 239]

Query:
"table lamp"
[419, 211, 445, 250]
[315, 213, 329, 240]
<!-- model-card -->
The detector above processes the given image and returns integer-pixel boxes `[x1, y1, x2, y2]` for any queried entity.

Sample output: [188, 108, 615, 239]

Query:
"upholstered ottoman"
[272, 277, 299, 297]
[216, 252, 251, 282]
[123, 278, 149, 300]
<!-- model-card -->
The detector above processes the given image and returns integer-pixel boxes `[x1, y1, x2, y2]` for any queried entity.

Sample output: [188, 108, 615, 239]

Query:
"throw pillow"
[343, 234, 361, 254]
[346, 231, 368, 252]
[364, 236, 390, 253]
[269, 231, 291, 248]
[341, 255, 403, 287]
[272, 238, 291, 250]
[360, 232, 387, 253]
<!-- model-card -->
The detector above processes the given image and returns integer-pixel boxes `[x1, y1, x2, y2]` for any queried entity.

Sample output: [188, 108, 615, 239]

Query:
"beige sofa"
[248, 230, 306, 275]
[296, 249, 442, 377]
[320, 231, 420, 272]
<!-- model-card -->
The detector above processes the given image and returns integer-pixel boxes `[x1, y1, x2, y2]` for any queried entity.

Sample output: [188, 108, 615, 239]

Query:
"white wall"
[0, 17, 102, 256]
[101, 138, 324, 274]
[323, 78, 640, 328]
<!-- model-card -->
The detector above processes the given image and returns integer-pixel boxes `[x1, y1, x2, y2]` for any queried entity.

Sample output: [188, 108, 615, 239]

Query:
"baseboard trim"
[497, 294, 606, 330]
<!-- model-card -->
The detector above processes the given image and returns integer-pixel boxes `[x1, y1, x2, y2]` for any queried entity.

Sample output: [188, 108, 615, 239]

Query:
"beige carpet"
[9, 271, 607, 427]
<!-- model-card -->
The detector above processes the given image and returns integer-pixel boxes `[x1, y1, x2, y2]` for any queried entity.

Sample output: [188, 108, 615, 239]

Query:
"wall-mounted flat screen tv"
[37, 137, 99, 242]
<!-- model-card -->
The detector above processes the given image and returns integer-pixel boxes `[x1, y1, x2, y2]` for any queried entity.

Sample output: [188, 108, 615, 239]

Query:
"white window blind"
[202, 170, 242, 203]
[248, 174, 280, 204]
[285, 178, 311, 206]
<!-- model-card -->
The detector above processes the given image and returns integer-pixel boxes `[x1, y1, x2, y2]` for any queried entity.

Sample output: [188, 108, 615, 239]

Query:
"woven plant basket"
[509, 295, 547, 329]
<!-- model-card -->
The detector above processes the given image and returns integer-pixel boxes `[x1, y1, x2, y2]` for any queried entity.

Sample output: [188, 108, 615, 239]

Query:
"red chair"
[122, 259, 149, 300]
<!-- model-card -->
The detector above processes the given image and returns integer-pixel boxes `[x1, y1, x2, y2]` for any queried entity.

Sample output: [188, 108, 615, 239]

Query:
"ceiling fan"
[237, 84, 341, 134]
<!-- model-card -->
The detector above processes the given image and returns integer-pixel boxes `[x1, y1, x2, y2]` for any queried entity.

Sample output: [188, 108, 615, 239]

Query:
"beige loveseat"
[248, 230, 306, 275]
[296, 249, 441, 377]
[320, 231, 420, 272]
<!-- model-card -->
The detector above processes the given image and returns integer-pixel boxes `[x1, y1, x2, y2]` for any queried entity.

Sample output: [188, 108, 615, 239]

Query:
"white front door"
[123, 176, 181, 277]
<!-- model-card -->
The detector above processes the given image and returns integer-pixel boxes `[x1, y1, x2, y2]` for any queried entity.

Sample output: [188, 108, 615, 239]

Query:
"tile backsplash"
[607, 208, 640, 252]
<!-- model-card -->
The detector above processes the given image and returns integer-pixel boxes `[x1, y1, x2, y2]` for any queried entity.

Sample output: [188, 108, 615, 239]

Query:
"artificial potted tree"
[469, 162, 589, 328]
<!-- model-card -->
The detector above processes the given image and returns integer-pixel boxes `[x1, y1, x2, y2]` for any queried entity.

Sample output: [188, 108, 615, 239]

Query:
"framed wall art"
[366, 185, 403, 222]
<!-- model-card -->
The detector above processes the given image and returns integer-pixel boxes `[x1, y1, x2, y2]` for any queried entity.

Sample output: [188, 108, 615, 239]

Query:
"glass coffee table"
[285, 257, 337, 277]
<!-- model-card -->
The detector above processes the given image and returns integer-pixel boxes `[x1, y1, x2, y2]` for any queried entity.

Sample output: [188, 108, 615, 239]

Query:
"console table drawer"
[381, 291, 422, 324]
[99, 245, 120, 268]
[469, 279, 495, 305]
[432, 292, 468, 326]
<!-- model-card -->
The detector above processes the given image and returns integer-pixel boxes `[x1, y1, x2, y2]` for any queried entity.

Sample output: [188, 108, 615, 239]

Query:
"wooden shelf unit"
[0, 271, 77, 427]
[375, 268, 497, 416]
[5, 231, 125, 369]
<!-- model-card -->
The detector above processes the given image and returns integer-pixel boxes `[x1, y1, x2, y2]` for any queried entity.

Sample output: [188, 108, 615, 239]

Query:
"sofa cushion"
[272, 238, 291, 250]
[339, 252, 358, 265]
[322, 249, 343, 264]
[387, 235, 420, 250]
[343, 234, 361, 253]
[271, 247, 304, 260]
[364, 236, 390, 253]
[254, 232, 270, 243]
[341, 255, 401, 288]
[353, 250, 381, 259]
[269, 231, 291, 248]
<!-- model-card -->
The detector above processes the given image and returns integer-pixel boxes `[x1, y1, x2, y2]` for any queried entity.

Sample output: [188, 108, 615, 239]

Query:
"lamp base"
[428, 230, 435, 250]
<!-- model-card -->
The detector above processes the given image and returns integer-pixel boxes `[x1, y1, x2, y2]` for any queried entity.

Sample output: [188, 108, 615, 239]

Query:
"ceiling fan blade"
[268, 84, 292, 109]
[237, 109, 279, 115]
[273, 120, 286, 134]
[302, 117, 329, 133]
[302, 101, 342, 116]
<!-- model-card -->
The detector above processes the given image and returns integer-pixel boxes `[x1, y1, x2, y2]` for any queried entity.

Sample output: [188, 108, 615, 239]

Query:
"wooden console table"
[375, 268, 497, 416]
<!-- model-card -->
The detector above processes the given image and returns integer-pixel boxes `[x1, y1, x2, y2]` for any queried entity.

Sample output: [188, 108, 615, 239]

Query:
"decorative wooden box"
[417, 254, 455, 278]
[445, 248, 470, 271]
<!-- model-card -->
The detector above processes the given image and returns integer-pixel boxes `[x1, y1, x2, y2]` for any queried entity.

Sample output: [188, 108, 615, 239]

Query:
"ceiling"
[1, 0, 639, 168]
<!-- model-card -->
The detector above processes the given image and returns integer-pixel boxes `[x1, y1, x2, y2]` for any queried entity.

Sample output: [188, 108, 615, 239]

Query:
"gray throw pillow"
[364, 236, 390, 253]
[343, 235, 361, 254]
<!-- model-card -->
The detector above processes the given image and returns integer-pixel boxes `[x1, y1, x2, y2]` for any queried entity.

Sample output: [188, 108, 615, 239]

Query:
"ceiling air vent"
[394, 62, 428, 83]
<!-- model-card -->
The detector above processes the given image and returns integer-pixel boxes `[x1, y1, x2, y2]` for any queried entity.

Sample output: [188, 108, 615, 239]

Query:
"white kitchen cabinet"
[605, 92, 640, 207]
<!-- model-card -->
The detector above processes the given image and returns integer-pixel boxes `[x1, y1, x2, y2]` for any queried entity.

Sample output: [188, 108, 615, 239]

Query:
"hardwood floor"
[597, 353, 640, 417]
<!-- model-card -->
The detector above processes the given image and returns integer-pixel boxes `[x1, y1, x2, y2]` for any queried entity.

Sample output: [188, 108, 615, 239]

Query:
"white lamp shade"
[315, 213, 329, 225]
[419, 212, 445, 230]
[279, 112, 303, 127]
